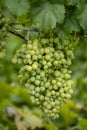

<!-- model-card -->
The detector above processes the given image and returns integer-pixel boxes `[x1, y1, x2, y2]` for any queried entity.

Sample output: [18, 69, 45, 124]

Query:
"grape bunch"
[0, 11, 10, 58]
[12, 31, 78, 119]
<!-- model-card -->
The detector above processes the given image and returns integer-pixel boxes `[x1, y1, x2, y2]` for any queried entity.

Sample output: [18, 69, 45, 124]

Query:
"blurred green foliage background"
[0, 35, 87, 130]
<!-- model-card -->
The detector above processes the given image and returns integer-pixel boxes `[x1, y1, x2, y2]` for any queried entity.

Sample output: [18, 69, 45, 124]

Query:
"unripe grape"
[61, 93, 66, 98]
[32, 63, 38, 70]
[35, 80, 40, 85]
[40, 71, 45, 77]
[47, 62, 52, 67]
[64, 73, 71, 79]
[42, 60, 47, 65]
[41, 86, 45, 92]
[53, 60, 58, 66]
[30, 50, 35, 55]
[12, 58, 17, 64]
[44, 48, 50, 54]
[57, 82, 62, 87]
[26, 66, 32, 71]
[31, 90, 35, 95]
[30, 77, 35, 82]
[43, 102, 48, 106]
[69, 89, 73, 94]
[32, 55, 38, 60]
[45, 55, 50, 61]
[27, 44, 33, 49]
[51, 90, 56, 95]
[35, 87, 40, 92]
[54, 38, 59, 43]
[53, 84, 58, 90]
[33, 45, 38, 51]
[44, 65, 48, 69]
[39, 95, 44, 101]
[52, 79, 56, 84]
[41, 39, 47, 44]
[36, 75, 40, 80]
[51, 102, 55, 107]
[26, 54, 31, 59]
[54, 52, 59, 58]
[44, 82, 50, 88]
[46, 92, 51, 97]
[65, 94, 71, 98]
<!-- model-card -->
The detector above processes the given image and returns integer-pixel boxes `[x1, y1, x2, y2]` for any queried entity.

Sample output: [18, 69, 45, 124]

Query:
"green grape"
[26, 66, 32, 71]
[32, 63, 38, 70]
[44, 82, 50, 88]
[51, 79, 56, 84]
[13, 30, 78, 120]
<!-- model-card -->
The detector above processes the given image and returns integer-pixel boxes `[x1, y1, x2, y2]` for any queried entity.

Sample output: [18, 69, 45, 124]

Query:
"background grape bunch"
[0, 11, 10, 58]
[12, 31, 78, 119]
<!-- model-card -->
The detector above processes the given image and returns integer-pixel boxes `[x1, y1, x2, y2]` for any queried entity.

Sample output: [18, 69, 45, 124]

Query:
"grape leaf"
[5, 0, 30, 16]
[77, 4, 87, 32]
[30, 2, 65, 29]
[64, 18, 80, 33]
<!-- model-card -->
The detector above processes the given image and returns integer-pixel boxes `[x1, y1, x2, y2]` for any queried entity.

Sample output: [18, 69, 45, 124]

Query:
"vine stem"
[9, 30, 27, 41]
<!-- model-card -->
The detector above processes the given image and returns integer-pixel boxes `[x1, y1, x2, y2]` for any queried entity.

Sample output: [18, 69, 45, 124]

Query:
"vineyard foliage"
[0, 0, 87, 130]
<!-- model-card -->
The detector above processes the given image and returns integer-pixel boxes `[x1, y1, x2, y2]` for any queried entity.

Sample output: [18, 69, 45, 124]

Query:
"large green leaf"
[30, 2, 65, 29]
[77, 4, 87, 32]
[5, 0, 30, 16]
